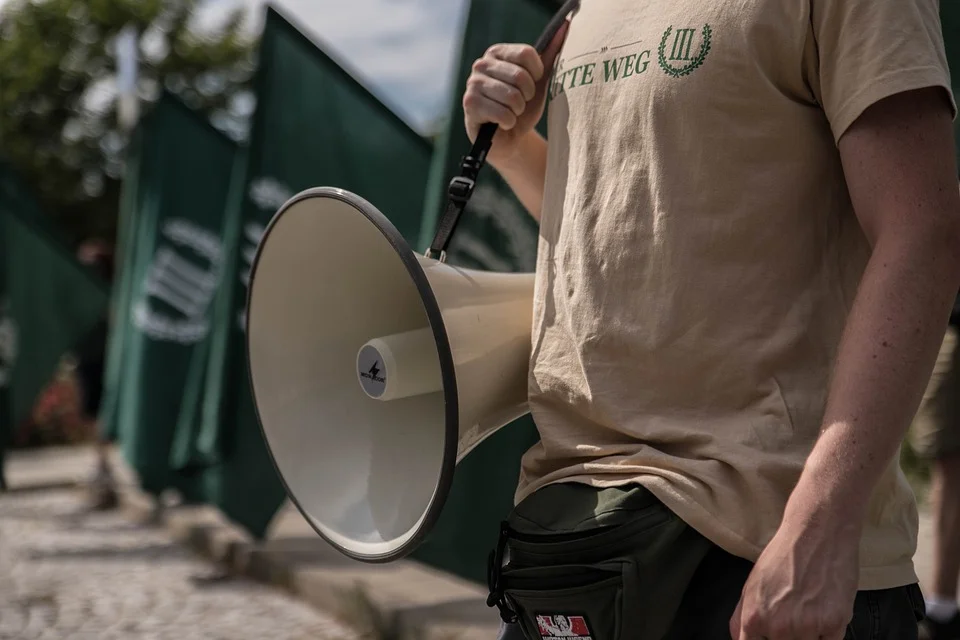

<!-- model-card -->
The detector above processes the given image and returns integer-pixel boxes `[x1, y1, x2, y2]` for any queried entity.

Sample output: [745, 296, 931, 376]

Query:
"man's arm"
[733, 85, 960, 639]
[789, 85, 960, 531]
[490, 129, 549, 222]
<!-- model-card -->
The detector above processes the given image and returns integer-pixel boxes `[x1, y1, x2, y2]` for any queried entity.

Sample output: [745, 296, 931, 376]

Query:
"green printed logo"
[550, 50, 652, 98]
[658, 25, 712, 77]
[548, 23, 714, 98]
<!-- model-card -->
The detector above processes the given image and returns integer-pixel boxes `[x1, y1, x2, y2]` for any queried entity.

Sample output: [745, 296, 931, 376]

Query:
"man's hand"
[729, 510, 860, 639]
[459, 21, 569, 221]
[462, 19, 568, 167]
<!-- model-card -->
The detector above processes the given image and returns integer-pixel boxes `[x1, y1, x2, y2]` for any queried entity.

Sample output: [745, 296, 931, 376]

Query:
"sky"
[0, 0, 469, 134]
[195, 0, 471, 134]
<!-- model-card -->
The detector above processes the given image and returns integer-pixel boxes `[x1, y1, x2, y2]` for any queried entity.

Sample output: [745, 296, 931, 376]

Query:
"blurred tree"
[0, 0, 258, 245]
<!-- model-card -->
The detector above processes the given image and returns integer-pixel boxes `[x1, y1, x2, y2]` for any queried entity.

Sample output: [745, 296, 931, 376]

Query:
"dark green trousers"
[489, 483, 925, 640]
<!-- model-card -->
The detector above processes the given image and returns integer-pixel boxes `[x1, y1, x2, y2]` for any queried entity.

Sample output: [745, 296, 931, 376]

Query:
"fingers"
[737, 620, 848, 639]
[731, 610, 848, 639]
[731, 596, 850, 640]
[472, 58, 536, 106]
[729, 599, 744, 640]
[461, 23, 572, 145]
[487, 43, 546, 84]
[463, 80, 526, 132]
[463, 43, 544, 131]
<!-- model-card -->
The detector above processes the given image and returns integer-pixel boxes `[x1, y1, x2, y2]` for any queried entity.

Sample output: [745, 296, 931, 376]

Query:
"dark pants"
[491, 483, 925, 640]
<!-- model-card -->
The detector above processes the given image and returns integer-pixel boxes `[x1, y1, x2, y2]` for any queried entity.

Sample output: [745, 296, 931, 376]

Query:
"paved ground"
[0, 488, 360, 640]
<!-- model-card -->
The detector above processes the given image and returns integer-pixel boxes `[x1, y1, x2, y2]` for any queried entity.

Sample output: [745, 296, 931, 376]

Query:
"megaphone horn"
[246, 188, 533, 562]
[246, 0, 581, 563]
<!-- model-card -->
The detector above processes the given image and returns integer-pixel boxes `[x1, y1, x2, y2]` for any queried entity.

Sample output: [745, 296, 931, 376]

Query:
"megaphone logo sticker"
[357, 344, 387, 397]
[361, 361, 385, 384]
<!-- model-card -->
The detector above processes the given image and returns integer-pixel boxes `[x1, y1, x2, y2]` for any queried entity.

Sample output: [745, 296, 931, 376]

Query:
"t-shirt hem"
[858, 562, 920, 592]
[828, 66, 958, 144]
[516, 474, 918, 591]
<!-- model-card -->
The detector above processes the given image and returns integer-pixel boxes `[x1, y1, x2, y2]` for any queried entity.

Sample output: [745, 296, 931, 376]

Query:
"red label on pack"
[535, 614, 592, 639]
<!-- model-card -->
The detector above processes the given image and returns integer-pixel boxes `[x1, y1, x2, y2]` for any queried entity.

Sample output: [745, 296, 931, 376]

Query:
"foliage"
[0, 0, 258, 245]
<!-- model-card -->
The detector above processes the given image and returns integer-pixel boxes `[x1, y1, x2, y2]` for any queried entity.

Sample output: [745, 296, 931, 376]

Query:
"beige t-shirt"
[518, 0, 957, 590]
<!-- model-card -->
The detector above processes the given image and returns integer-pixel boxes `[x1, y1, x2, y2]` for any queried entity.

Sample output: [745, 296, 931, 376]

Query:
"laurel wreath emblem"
[658, 24, 713, 78]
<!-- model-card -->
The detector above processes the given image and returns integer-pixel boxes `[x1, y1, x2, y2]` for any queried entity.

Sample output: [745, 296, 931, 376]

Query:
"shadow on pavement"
[24, 540, 183, 562]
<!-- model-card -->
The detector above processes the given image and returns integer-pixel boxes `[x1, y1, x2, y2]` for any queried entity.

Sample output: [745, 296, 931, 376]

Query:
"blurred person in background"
[912, 291, 960, 639]
[74, 239, 117, 511]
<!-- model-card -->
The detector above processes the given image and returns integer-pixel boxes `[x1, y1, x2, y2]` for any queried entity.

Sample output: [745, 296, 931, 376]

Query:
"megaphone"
[246, 187, 534, 562]
[246, 0, 580, 563]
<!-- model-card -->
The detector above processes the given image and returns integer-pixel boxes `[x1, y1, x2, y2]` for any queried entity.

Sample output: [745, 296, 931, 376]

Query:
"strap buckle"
[447, 175, 476, 204]
[486, 520, 518, 624]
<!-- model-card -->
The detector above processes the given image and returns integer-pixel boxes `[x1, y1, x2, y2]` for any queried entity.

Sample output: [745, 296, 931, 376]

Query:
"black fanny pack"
[486, 484, 712, 640]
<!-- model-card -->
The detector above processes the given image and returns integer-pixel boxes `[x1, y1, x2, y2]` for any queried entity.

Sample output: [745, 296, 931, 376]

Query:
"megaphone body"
[246, 187, 534, 562]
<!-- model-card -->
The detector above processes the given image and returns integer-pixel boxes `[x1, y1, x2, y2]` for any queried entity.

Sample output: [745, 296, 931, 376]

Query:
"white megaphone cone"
[245, 187, 534, 562]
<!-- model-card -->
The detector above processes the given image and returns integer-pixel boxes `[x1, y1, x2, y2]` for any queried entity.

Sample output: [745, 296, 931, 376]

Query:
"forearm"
[490, 130, 549, 222]
[786, 227, 960, 529]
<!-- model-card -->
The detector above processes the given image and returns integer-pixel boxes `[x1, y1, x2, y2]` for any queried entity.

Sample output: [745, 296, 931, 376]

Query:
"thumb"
[538, 18, 570, 85]
[729, 598, 744, 640]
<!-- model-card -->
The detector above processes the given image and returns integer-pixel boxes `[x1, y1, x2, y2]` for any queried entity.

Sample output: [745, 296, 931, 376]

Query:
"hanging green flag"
[0, 163, 109, 465]
[192, 5, 435, 539]
[98, 124, 146, 445]
[100, 93, 240, 498]
[167, 148, 249, 476]
[410, 0, 560, 584]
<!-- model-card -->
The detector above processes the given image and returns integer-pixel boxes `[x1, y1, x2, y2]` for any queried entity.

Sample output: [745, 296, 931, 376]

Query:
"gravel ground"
[0, 488, 360, 640]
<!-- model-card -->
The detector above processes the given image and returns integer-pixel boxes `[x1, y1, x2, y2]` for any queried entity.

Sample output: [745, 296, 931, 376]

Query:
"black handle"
[473, 122, 498, 162]
[426, 0, 580, 260]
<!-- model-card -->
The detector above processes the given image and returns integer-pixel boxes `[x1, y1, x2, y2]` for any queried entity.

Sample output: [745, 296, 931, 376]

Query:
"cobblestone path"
[0, 489, 359, 640]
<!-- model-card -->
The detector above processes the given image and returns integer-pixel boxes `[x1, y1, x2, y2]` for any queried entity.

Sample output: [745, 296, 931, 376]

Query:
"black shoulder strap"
[425, 0, 580, 262]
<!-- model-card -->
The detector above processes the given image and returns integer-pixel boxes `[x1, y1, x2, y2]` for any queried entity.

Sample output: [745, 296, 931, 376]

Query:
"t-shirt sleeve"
[808, 0, 957, 144]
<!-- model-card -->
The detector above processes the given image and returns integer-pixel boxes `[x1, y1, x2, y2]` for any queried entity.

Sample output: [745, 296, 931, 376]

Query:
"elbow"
[921, 213, 960, 280]
[922, 205, 960, 256]
[871, 204, 960, 287]
[926, 217, 960, 290]
[929, 202, 960, 275]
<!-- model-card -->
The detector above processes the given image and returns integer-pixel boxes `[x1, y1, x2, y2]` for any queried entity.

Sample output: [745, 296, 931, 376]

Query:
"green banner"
[101, 93, 240, 497]
[0, 163, 109, 454]
[411, 0, 559, 584]
[168, 148, 249, 476]
[98, 125, 145, 445]
[192, 5, 435, 538]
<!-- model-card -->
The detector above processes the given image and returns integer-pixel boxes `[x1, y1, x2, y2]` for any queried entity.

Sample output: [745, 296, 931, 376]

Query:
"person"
[911, 292, 960, 639]
[461, 0, 960, 638]
[74, 240, 117, 511]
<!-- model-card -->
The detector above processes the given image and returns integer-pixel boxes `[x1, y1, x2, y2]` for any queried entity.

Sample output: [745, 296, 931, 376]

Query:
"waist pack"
[486, 484, 712, 640]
